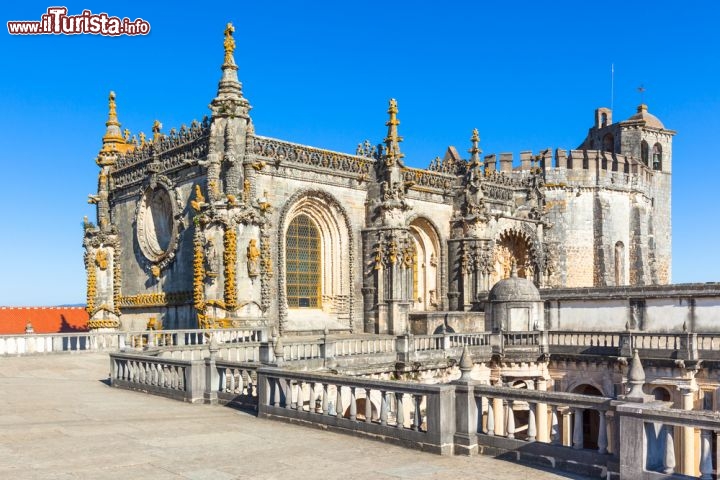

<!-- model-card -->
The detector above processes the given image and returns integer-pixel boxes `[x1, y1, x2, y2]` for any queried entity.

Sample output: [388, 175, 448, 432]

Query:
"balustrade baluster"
[700, 429, 713, 479]
[380, 391, 388, 426]
[550, 406, 560, 444]
[285, 379, 293, 409]
[336, 385, 344, 419]
[364, 388, 372, 423]
[506, 401, 515, 439]
[412, 395, 421, 432]
[662, 425, 675, 474]
[321, 383, 328, 415]
[527, 404, 536, 441]
[349, 387, 357, 421]
[396, 393, 404, 428]
[273, 378, 280, 408]
[296, 381, 304, 411]
[485, 399, 495, 436]
[597, 410, 608, 454]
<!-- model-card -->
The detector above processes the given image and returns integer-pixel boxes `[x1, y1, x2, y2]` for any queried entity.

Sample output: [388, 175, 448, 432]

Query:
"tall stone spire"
[99, 91, 132, 158]
[383, 99, 404, 167]
[468, 128, 483, 169]
[210, 22, 250, 118]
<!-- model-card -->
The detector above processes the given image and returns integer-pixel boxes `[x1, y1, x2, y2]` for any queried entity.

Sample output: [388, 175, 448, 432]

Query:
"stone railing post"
[321, 329, 336, 368]
[619, 332, 633, 357]
[425, 384, 456, 455]
[396, 334, 411, 363]
[678, 332, 698, 361]
[453, 348, 478, 455]
[490, 331, 503, 355]
[203, 336, 219, 405]
[259, 340, 276, 364]
[185, 360, 206, 403]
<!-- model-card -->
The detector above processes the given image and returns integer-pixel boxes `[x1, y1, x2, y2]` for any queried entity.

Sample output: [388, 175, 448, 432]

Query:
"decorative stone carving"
[247, 239, 260, 279]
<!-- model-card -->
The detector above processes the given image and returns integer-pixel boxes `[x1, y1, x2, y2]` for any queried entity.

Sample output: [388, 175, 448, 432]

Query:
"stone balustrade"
[110, 353, 205, 403]
[0, 327, 267, 356]
[109, 346, 720, 479]
[256, 366, 456, 454]
[334, 335, 395, 356]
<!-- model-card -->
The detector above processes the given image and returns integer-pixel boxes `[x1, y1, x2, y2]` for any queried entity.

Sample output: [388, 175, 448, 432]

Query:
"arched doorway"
[492, 230, 532, 285]
[572, 384, 603, 450]
[409, 218, 440, 311]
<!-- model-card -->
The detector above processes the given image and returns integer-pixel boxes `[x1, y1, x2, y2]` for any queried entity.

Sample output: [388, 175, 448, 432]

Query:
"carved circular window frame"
[135, 175, 181, 271]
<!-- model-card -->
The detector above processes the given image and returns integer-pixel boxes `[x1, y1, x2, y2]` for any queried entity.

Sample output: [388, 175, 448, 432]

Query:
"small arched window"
[286, 214, 321, 308]
[652, 143, 662, 170]
[641, 140, 649, 166]
[601, 113, 608, 128]
[602, 133, 614, 153]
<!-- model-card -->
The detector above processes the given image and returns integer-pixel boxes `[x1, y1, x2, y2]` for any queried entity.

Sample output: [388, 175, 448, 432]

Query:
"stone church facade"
[82, 24, 674, 334]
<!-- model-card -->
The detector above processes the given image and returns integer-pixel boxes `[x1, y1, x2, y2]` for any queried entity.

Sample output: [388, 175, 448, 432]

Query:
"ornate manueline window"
[285, 214, 321, 308]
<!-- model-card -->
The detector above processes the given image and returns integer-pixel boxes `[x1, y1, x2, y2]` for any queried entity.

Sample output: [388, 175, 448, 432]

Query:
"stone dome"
[625, 104, 664, 129]
[488, 265, 541, 302]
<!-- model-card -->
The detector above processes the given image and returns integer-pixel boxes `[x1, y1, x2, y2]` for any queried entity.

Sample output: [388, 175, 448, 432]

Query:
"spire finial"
[468, 128, 483, 168]
[383, 98, 404, 167]
[152, 120, 162, 142]
[510, 261, 518, 278]
[223, 23, 236, 65]
[210, 22, 249, 118]
[99, 91, 132, 158]
[107, 91, 119, 127]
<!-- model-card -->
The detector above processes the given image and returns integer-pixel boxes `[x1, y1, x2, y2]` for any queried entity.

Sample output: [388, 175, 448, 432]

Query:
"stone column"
[680, 388, 696, 476]
[572, 407, 584, 449]
[597, 410, 608, 454]
[527, 404, 537, 441]
[561, 409, 572, 447]
[493, 395, 505, 436]
[535, 379, 549, 442]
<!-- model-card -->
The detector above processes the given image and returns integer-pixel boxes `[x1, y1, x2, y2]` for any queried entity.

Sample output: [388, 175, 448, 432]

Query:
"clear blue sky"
[1, 1, 719, 305]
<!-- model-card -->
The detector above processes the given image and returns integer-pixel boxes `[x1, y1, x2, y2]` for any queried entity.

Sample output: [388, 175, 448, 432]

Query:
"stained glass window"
[286, 214, 321, 308]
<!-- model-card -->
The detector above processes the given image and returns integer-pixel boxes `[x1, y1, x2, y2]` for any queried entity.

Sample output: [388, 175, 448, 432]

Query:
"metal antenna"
[637, 84, 646, 104]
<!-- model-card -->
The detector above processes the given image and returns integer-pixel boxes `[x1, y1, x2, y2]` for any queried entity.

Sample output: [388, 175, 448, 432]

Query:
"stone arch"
[602, 133, 614, 153]
[641, 140, 649, 166]
[278, 190, 354, 332]
[408, 216, 442, 311]
[571, 384, 603, 450]
[650, 386, 671, 401]
[491, 229, 533, 285]
[652, 143, 663, 170]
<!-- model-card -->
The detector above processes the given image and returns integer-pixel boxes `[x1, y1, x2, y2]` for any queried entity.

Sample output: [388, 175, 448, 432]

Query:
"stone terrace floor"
[0, 353, 591, 480]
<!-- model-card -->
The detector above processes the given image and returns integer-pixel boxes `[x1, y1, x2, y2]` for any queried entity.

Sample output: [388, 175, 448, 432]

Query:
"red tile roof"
[0, 307, 89, 334]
